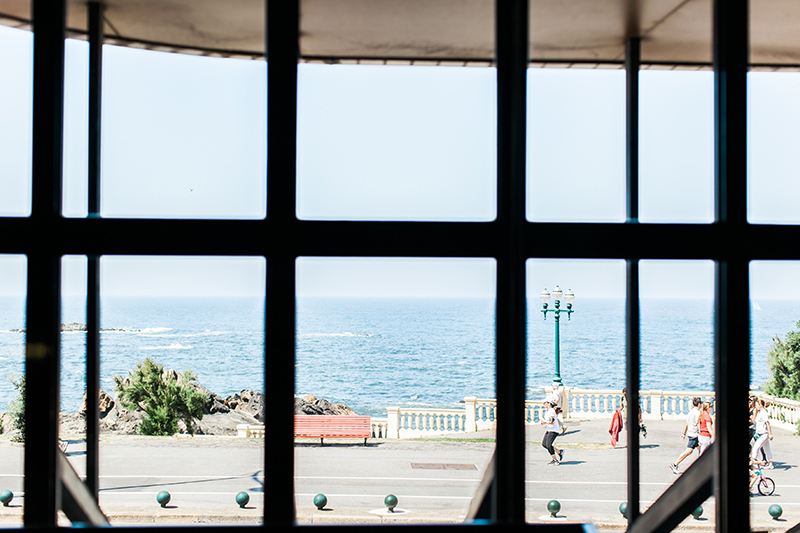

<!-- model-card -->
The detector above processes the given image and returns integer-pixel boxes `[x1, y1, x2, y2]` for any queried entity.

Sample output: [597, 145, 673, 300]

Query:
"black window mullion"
[25, 0, 67, 525]
[265, 0, 299, 525]
[625, 36, 642, 527]
[713, 0, 750, 531]
[495, 0, 528, 524]
[625, 258, 641, 525]
[85, 0, 104, 501]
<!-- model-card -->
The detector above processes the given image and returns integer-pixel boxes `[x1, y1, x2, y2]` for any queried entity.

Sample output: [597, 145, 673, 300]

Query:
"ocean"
[0, 296, 796, 418]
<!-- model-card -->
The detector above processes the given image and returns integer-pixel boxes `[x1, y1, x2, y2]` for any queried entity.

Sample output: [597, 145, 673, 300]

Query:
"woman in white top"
[750, 399, 774, 469]
[540, 399, 564, 465]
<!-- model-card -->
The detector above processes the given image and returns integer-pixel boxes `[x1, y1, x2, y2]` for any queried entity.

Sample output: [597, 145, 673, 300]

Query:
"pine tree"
[113, 358, 205, 436]
[7, 374, 25, 441]
[764, 320, 800, 401]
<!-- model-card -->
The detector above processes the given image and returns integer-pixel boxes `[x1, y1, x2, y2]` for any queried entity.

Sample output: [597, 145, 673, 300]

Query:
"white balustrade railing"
[758, 392, 800, 432]
[563, 388, 716, 421]
[386, 407, 468, 439]
[236, 423, 265, 438]
[236, 389, 799, 440]
[370, 417, 389, 438]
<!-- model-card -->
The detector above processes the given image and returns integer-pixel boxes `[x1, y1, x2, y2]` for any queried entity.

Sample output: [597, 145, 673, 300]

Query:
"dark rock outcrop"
[294, 394, 356, 416]
[10, 322, 87, 333]
[9, 377, 356, 437]
[223, 390, 264, 422]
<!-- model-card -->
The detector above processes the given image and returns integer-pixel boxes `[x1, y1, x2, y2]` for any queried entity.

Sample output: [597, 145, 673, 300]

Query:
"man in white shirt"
[540, 399, 564, 465]
[670, 397, 702, 474]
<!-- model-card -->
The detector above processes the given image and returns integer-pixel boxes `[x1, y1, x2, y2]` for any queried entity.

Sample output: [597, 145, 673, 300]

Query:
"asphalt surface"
[0, 419, 797, 530]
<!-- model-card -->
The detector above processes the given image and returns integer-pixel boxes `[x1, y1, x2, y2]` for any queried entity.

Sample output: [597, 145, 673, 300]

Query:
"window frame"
[3, 0, 780, 531]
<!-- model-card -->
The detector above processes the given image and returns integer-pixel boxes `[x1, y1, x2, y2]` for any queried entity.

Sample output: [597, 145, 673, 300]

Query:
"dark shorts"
[687, 436, 699, 449]
[542, 431, 559, 455]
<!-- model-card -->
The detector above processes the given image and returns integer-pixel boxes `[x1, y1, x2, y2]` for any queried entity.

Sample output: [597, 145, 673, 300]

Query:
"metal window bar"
[85, 0, 104, 502]
[713, 0, 750, 531]
[25, 0, 66, 527]
[625, 35, 642, 529]
[494, 0, 528, 524]
[265, 0, 299, 526]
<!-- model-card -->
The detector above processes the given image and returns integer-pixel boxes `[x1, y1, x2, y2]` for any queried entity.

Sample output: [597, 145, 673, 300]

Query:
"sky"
[1, 25, 800, 299]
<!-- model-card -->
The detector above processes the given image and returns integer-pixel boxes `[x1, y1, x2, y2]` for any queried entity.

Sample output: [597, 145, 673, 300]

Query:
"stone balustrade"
[370, 417, 389, 438]
[236, 423, 265, 438]
[759, 392, 800, 431]
[233, 389, 798, 439]
[561, 388, 717, 421]
[386, 407, 468, 439]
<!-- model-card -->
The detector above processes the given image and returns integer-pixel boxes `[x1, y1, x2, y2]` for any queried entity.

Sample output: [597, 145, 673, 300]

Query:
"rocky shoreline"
[1, 377, 357, 437]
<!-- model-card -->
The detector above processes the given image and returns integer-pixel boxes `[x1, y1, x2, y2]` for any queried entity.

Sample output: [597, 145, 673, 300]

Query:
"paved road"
[0, 420, 797, 530]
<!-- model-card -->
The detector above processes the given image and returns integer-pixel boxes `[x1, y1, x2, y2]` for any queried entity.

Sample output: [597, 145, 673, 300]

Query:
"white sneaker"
[669, 463, 679, 474]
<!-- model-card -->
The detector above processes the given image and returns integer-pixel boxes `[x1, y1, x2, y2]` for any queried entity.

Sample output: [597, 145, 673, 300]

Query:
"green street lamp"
[540, 286, 575, 387]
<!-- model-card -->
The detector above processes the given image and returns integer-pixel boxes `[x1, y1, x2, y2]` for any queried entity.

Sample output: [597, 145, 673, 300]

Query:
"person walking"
[749, 396, 768, 463]
[669, 397, 702, 474]
[698, 401, 715, 455]
[621, 387, 643, 432]
[540, 399, 564, 465]
[751, 398, 774, 469]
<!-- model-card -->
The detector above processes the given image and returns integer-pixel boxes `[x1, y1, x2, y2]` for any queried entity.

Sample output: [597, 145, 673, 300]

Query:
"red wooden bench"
[294, 415, 371, 445]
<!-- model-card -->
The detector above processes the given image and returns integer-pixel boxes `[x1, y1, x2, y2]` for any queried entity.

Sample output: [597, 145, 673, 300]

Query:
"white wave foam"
[140, 343, 193, 351]
[139, 331, 230, 338]
[299, 332, 371, 338]
[102, 327, 173, 334]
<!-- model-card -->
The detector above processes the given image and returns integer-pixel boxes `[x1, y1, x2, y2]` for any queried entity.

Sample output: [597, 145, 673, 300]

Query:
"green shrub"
[7, 374, 25, 441]
[113, 358, 205, 436]
[764, 321, 800, 401]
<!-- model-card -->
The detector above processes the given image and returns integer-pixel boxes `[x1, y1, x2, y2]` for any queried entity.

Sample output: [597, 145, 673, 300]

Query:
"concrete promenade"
[0, 419, 797, 530]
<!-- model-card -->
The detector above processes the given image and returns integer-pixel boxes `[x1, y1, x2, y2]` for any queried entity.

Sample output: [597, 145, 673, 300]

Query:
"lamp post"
[540, 286, 575, 387]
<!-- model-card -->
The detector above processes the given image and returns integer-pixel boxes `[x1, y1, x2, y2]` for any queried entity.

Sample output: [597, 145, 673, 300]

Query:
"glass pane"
[527, 69, 625, 223]
[750, 261, 800, 530]
[526, 259, 627, 524]
[297, 65, 496, 221]
[60, 256, 88, 476]
[97, 256, 265, 525]
[640, 260, 714, 526]
[295, 257, 495, 524]
[62, 40, 89, 217]
[0, 254, 26, 527]
[0, 26, 32, 217]
[750, 261, 798, 530]
[100, 47, 266, 219]
[749, 0, 800, 225]
[748, 72, 800, 224]
[639, 71, 714, 223]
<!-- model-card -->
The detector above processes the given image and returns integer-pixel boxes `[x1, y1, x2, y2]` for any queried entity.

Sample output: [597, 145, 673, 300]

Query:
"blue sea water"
[0, 296, 797, 418]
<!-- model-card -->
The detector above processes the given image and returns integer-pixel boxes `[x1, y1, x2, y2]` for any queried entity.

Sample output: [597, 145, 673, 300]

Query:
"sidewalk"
[0, 419, 797, 530]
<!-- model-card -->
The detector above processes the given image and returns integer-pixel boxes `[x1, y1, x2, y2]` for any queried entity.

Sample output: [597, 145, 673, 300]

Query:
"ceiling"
[0, 0, 798, 68]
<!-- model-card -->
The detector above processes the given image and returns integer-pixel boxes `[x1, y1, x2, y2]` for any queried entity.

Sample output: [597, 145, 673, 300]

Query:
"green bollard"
[313, 494, 327, 510]
[547, 500, 561, 518]
[691, 505, 703, 519]
[235, 491, 250, 508]
[768, 504, 783, 520]
[0, 490, 12, 507]
[156, 491, 171, 507]
[619, 502, 627, 518]
[384, 494, 398, 513]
